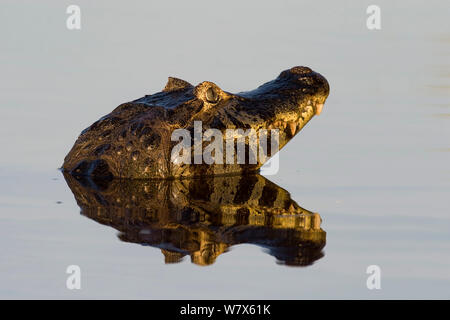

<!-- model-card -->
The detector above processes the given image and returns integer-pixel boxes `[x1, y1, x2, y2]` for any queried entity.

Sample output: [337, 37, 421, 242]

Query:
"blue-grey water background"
[1, 0, 449, 299]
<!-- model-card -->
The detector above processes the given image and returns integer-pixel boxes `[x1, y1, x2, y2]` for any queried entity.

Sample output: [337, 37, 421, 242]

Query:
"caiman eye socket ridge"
[205, 87, 219, 103]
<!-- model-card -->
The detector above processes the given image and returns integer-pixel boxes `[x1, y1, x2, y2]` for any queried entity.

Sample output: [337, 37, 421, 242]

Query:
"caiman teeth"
[288, 121, 297, 136]
[271, 120, 287, 131]
[315, 103, 324, 115]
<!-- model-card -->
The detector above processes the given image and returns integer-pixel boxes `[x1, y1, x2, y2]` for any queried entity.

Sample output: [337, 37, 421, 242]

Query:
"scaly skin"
[62, 66, 330, 179]
[63, 173, 326, 266]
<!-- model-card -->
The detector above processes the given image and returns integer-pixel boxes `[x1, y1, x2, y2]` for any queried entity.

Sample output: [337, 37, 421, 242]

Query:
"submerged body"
[63, 66, 329, 179]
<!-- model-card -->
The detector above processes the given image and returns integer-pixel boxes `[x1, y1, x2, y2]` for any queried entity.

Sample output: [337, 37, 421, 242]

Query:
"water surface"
[0, 1, 449, 299]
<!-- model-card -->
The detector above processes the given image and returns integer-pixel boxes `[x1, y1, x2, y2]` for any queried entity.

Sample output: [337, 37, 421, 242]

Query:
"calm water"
[1, 1, 449, 299]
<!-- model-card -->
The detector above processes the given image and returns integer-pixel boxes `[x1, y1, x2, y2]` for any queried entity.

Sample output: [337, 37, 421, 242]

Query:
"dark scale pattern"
[62, 66, 329, 179]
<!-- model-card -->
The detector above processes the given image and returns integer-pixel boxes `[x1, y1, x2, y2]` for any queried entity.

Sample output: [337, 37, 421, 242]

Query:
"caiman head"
[62, 66, 330, 179]
[63, 173, 326, 266]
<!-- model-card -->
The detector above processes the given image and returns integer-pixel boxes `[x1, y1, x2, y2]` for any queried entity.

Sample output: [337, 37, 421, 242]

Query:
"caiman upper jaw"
[240, 67, 329, 141]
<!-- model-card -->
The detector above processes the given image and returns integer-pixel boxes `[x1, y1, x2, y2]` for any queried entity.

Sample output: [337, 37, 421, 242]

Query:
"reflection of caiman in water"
[63, 173, 326, 266]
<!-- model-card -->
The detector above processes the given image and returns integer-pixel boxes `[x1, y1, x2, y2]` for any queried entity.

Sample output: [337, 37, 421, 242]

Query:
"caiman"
[62, 66, 329, 179]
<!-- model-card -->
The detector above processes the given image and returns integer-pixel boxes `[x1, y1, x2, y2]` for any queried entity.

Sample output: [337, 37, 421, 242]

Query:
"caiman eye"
[205, 87, 219, 103]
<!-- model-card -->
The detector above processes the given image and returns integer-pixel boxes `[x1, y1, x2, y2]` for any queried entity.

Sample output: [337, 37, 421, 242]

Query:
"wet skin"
[62, 66, 330, 179]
